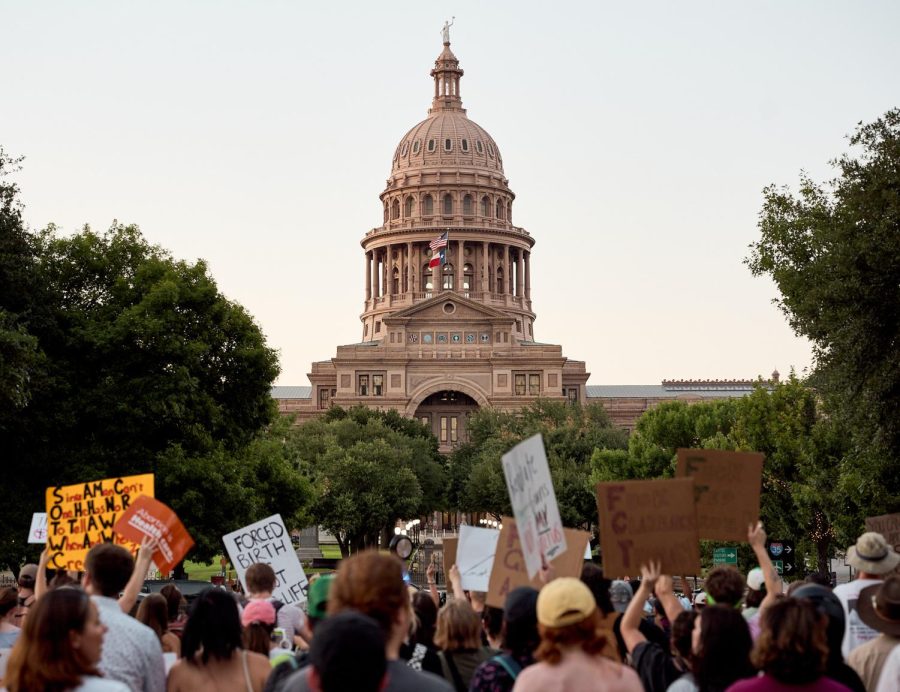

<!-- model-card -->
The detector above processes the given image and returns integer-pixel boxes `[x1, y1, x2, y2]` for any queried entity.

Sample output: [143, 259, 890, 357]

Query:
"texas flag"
[428, 231, 448, 268]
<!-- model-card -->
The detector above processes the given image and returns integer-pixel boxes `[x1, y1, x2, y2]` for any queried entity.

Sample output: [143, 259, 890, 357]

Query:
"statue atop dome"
[441, 17, 454, 45]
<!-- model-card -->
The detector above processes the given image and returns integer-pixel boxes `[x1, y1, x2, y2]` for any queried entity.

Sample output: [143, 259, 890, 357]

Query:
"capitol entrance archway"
[414, 391, 479, 452]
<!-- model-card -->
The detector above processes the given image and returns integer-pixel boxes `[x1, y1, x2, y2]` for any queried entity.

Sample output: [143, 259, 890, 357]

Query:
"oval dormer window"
[444, 138, 453, 152]
[476, 140, 484, 154]
[400, 141, 408, 156]
[427, 139, 436, 152]
[461, 139, 469, 152]
[412, 140, 421, 154]
[488, 143, 495, 158]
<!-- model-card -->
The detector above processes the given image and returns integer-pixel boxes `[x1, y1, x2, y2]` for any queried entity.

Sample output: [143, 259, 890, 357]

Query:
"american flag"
[429, 231, 449, 251]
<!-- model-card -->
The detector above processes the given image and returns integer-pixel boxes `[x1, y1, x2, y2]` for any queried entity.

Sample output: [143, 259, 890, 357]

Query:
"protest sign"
[223, 514, 308, 606]
[676, 448, 764, 541]
[28, 513, 48, 544]
[443, 537, 458, 577]
[501, 434, 567, 578]
[457, 526, 500, 592]
[596, 478, 701, 579]
[114, 495, 194, 575]
[45, 474, 154, 571]
[487, 517, 590, 608]
[866, 513, 900, 554]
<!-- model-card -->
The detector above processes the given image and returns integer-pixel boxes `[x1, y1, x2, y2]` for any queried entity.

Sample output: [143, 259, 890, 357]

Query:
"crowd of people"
[0, 523, 898, 692]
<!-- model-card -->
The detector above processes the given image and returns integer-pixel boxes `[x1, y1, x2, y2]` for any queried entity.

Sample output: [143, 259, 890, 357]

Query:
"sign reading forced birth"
[223, 514, 309, 606]
[501, 434, 567, 578]
[676, 448, 764, 542]
[596, 478, 701, 579]
[45, 474, 155, 571]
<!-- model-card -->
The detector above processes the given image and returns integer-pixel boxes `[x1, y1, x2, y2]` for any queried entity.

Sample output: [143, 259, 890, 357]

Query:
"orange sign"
[486, 518, 590, 608]
[596, 478, 701, 579]
[114, 495, 195, 575]
[46, 474, 154, 571]
[676, 448, 764, 541]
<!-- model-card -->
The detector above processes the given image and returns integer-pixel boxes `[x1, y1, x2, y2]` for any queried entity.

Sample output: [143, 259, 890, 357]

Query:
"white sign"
[584, 540, 592, 560]
[222, 514, 308, 606]
[501, 433, 568, 578]
[28, 513, 48, 544]
[457, 526, 500, 592]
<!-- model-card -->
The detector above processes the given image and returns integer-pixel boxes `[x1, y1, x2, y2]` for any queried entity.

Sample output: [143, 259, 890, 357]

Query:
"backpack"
[490, 654, 522, 680]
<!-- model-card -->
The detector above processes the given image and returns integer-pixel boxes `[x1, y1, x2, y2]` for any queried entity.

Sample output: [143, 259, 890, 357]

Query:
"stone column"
[385, 244, 393, 296]
[516, 249, 524, 297]
[407, 242, 414, 294]
[371, 250, 379, 298]
[524, 251, 531, 300]
[456, 240, 464, 292]
[481, 241, 489, 294]
[365, 251, 372, 301]
[502, 245, 509, 295]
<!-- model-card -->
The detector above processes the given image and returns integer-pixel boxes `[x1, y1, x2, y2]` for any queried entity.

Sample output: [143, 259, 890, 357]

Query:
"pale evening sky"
[4, 1, 898, 386]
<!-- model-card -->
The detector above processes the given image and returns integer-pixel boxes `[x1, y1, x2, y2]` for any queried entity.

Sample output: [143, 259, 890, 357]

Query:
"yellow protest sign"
[45, 474, 154, 571]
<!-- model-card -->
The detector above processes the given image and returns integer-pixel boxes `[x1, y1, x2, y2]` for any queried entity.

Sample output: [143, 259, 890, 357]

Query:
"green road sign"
[713, 547, 737, 565]
[773, 560, 784, 575]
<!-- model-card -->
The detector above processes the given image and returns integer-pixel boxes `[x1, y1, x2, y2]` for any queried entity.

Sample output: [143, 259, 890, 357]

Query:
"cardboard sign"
[501, 434, 567, 578]
[28, 513, 48, 543]
[866, 513, 900, 554]
[596, 478, 701, 579]
[442, 537, 458, 579]
[45, 474, 154, 571]
[113, 495, 194, 575]
[676, 448, 764, 541]
[457, 526, 500, 592]
[223, 514, 308, 606]
[486, 517, 590, 608]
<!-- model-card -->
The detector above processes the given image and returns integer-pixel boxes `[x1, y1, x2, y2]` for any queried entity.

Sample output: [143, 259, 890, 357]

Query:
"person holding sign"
[511, 577, 641, 692]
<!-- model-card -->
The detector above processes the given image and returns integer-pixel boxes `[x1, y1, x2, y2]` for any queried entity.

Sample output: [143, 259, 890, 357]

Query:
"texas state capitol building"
[273, 35, 770, 451]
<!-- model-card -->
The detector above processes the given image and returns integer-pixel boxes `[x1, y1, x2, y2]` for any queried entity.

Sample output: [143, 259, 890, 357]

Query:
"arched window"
[423, 194, 434, 216]
[443, 194, 453, 216]
[427, 139, 436, 152]
[391, 199, 400, 220]
[461, 139, 469, 152]
[463, 263, 474, 292]
[463, 194, 473, 216]
[496, 266, 504, 294]
[496, 200, 504, 219]
[442, 263, 455, 290]
[422, 263, 433, 291]
[405, 196, 415, 217]
[392, 267, 400, 294]
[444, 138, 453, 152]
[481, 196, 490, 217]
[507, 202, 512, 223]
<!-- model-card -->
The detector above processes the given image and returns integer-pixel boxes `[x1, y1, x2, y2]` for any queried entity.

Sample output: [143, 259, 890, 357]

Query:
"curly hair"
[704, 566, 745, 607]
[752, 598, 828, 684]
[535, 609, 607, 665]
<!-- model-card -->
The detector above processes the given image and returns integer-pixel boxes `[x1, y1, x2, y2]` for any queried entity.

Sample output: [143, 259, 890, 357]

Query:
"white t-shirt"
[834, 578, 883, 658]
[875, 645, 900, 692]
[246, 597, 306, 644]
[72, 675, 130, 692]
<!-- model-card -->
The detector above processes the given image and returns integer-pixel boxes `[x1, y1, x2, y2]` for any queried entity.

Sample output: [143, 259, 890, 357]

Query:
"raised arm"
[654, 572, 685, 625]
[426, 559, 440, 608]
[34, 548, 50, 601]
[748, 521, 782, 615]
[119, 535, 158, 613]
[621, 561, 659, 655]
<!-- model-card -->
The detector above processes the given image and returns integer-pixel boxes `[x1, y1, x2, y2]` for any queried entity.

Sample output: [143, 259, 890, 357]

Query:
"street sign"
[766, 539, 795, 576]
[713, 547, 738, 565]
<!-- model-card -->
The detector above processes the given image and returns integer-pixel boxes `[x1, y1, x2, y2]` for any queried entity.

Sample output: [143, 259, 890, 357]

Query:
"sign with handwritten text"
[596, 478, 701, 578]
[223, 514, 308, 606]
[114, 495, 194, 575]
[45, 474, 154, 571]
[28, 513, 48, 543]
[486, 517, 590, 608]
[457, 526, 500, 592]
[676, 448, 764, 541]
[501, 434, 567, 578]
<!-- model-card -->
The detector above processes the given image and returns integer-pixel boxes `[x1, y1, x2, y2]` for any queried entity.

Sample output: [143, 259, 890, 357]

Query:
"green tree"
[287, 406, 446, 556]
[747, 108, 900, 520]
[449, 400, 628, 529]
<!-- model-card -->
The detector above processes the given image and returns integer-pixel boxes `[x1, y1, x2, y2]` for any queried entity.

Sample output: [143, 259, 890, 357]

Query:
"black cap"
[309, 610, 386, 692]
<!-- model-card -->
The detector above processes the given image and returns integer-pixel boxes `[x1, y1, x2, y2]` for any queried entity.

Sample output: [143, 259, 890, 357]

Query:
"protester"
[693, 592, 707, 612]
[847, 575, 900, 691]
[874, 645, 900, 692]
[401, 588, 442, 675]
[620, 562, 692, 692]
[0, 586, 21, 648]
[668, 604, 755, 692]
[834, 532, 900, 658]
[306, 611, 387, 692]
[470, 586, 540, 692]
[482, 605, 505, 650]
[13, 564, 37, 627]
[136, 593, 181, 657]
[743, 568, 766, 621]
[581, 563, 621, 661]
[159, 584, 187, 639]
[167, 587, 271, 692]
[791, 584, 866, 692]
[244, 563, 310, 650]
[433, 598, 494, 690]
[4, 586, 129, 692]
[242, 599, 294, 666]
[281, 551, 452, 691]
[609, 580, 633, 614]
[512, 577, 642, 692]
[728, 598, 852, 692]
[81, 543, 166, 692]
